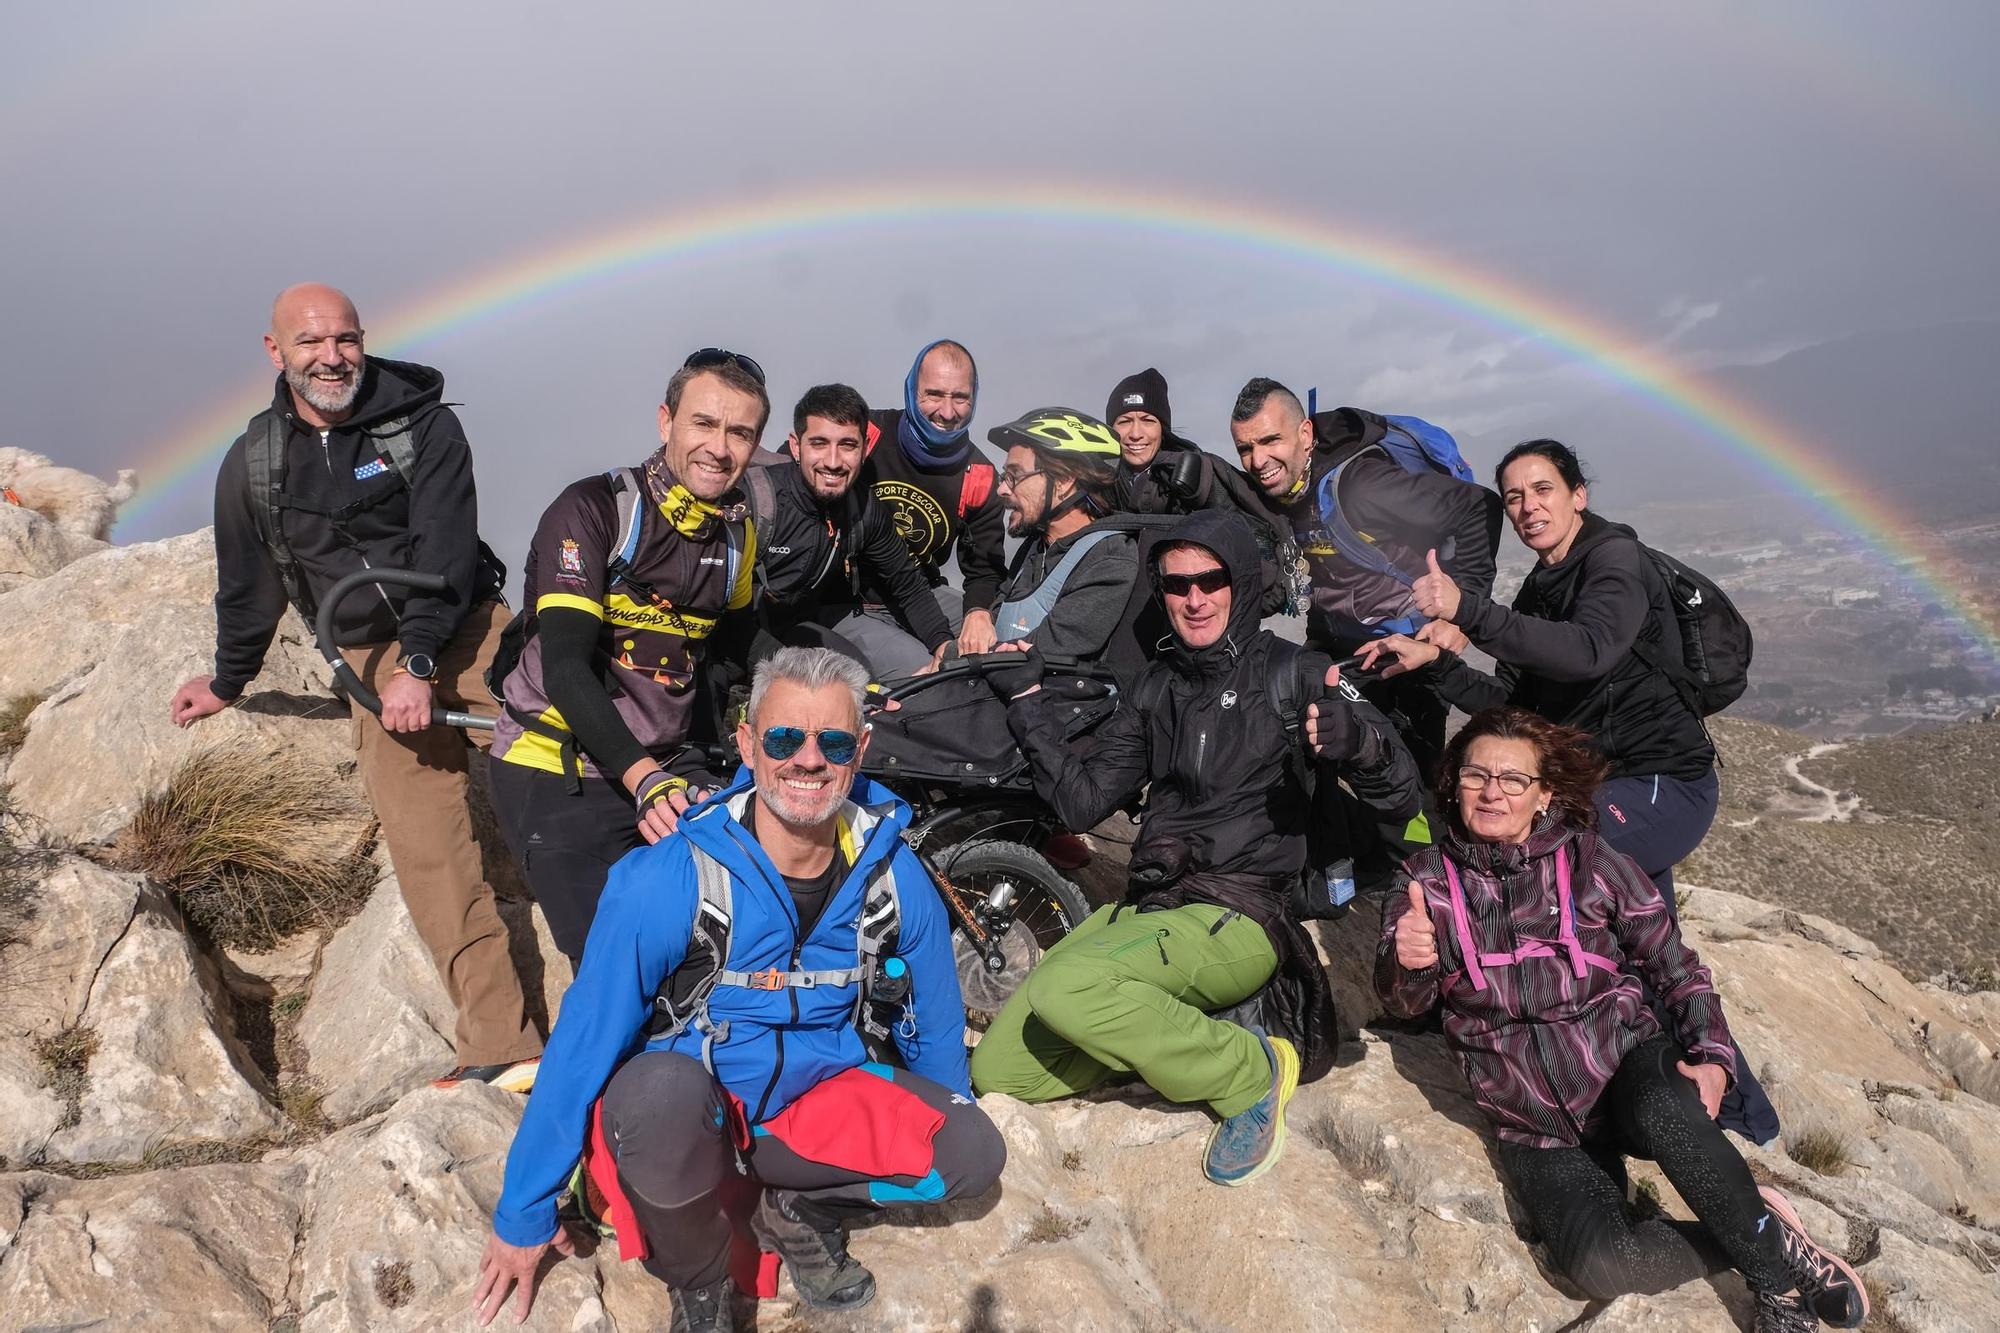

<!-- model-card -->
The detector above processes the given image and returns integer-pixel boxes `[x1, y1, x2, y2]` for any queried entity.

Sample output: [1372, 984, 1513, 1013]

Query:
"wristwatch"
[398, 652, 437, 682]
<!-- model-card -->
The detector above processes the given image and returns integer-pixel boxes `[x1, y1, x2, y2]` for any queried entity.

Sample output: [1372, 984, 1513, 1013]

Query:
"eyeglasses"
[1158, 567, 1230, 598]
[997, 465, 1045, 491]
[759, 725, 861, 766]
[682, 347, 766, 386]
[1456, 766, 1542, 797]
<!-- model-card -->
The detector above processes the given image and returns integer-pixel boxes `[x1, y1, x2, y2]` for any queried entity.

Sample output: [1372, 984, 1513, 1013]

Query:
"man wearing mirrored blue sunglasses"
[477, 647, 1001, 1333]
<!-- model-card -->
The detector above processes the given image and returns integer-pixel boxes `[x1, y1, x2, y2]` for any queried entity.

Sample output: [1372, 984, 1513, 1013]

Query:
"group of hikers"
[164, 283, 1869, 1332]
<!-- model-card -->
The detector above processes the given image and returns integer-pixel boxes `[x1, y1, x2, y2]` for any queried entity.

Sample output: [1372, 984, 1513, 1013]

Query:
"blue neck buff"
[896, 339, 976, 468]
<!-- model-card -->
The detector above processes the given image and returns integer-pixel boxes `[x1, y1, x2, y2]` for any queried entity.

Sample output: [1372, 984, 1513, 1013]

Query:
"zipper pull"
[1155, 929, 1170, 966]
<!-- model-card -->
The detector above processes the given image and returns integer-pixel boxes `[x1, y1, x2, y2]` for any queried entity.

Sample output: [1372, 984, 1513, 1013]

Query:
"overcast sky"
[4, 1, 1996, 560]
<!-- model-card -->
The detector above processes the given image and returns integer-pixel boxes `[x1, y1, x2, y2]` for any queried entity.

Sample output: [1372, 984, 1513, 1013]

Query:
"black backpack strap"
[242, 410, 317, 620]
[371, 416, 417, 484]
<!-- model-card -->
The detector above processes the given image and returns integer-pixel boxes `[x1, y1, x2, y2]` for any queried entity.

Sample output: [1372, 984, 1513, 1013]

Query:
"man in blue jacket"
[474, 646, 1002, 1333]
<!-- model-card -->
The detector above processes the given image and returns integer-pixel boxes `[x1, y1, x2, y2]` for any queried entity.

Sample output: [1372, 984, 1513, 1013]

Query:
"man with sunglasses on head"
[477, 647, 1002, 1333]
[486, 349, 765, 966]
[968, 509, 1422, 1187]
[823, 340, 1007, 675]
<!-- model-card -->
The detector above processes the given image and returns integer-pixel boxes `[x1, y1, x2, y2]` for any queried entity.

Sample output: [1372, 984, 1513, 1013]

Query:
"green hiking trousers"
[969, 902, 1279, 1119]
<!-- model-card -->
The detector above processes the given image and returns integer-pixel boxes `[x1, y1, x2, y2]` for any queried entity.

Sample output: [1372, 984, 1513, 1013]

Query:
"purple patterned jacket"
[1375, 819, 1737, 1149]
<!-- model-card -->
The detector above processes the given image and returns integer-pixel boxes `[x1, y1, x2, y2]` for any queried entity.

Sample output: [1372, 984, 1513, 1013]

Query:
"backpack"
[243, 409, 417, 620]
[646, 838, 910, 1069]
[1631, 545, 1754, 716]
[1311, 413, 1477, 638]
[484, 468, 748, 786]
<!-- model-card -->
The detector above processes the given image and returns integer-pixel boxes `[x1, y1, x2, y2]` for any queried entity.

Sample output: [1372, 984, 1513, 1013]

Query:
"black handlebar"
[314, 569, 497, 731]
[869, 652, 1116, 706]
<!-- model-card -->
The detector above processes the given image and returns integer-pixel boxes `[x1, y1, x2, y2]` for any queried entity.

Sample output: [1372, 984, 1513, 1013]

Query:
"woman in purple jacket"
[1377, 707, 1864, 1332]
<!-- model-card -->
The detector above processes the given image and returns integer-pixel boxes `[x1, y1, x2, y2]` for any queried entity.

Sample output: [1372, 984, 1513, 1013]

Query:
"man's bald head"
[270, 282, 359, 336]
[913, 340, 977, 436]
[265, 283, 367, 425]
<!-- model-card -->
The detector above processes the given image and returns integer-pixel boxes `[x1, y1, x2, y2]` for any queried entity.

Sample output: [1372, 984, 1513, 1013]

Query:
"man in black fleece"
[170, 283, 540, 1091]
[746, 383, 954, 669]
[970, 509, 1422, 1186]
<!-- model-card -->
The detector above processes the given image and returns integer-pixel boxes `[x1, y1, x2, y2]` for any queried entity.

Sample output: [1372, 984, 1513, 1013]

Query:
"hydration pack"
[1632, 545, 1754, 716]
[646, 840, 910, 1067]
[243, 410, 417, 621]
[1310, 411, 1476, 637]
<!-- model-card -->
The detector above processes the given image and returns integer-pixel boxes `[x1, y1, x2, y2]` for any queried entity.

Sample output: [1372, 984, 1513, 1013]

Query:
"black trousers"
[485, 757, 642, 965]
[603, 1051, 1006, 1291]
[1498, 1035, 1791, 1302]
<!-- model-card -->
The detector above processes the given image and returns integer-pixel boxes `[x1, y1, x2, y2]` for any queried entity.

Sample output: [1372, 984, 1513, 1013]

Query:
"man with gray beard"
[170, 283, 542, 1093]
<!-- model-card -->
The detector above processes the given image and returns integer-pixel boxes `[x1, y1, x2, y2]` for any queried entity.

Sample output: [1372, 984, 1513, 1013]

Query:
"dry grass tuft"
[116, 740, 375, 951]
[1022, 1203, 1089, 1245]
[373, 1259, 415, 1309]
[1060, 1149, 1084, 1172]
[33, 1024, 99, 1130]
[1787, 1126, 1855, 1177]
[0, 694, 41, 756]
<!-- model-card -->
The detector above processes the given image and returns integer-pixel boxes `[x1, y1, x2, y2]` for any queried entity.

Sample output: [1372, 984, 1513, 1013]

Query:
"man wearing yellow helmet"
[929, 407, 1140, 668]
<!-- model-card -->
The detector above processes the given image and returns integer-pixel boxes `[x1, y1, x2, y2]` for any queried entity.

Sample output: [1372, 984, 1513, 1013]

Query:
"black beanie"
[1105, 368, 1171, 436]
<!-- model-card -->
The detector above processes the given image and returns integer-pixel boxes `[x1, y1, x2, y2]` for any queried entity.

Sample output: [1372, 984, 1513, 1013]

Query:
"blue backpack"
[1308, 407, 1475, 636]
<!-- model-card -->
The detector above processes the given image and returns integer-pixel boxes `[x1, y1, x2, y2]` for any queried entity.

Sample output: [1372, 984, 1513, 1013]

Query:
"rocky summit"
[1, 509, 1997, 1331]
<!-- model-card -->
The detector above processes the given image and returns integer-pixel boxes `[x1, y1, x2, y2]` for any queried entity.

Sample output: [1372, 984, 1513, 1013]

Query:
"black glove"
[979, 647, 1045, 700]
[1306, 684, 1366, 764]
[1155, 449, 1204, 502]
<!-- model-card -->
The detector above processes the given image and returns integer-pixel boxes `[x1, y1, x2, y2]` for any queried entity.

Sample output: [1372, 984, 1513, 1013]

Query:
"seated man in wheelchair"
[968, 509, 1423, 1187]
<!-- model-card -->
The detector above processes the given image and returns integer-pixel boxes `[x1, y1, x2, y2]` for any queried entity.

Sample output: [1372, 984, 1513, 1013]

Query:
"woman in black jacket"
[1360, 439, 1779, 1145]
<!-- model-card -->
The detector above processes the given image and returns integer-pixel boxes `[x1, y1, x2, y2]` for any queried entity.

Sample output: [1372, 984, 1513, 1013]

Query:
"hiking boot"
[1752, 1288, 1818, 1333]
[431, 1057, 540, 1092]
[1759, 1185, 1869, 1327]
[750, 1189, 876, 1312]
[668, 1276, 733, 1333]
[1202, 1028, 1300, 1187]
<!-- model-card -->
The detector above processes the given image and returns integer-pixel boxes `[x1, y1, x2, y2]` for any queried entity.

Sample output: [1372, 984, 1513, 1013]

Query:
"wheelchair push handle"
[313, 569, 497, 731]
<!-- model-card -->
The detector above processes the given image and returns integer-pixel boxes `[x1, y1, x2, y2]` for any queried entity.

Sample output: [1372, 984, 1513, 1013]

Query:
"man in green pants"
[969, 509, 1422, 1184]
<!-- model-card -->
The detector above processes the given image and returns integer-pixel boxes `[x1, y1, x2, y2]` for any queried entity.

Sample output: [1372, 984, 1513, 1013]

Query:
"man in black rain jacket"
[969, 508, 1422, 1187]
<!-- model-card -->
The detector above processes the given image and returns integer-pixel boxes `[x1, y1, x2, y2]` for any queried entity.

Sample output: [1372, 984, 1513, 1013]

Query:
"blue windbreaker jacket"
[492, 772, 971, 1246]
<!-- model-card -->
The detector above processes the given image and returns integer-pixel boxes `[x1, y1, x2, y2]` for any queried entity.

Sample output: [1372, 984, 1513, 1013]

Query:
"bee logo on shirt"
[875, 480, 949, 562]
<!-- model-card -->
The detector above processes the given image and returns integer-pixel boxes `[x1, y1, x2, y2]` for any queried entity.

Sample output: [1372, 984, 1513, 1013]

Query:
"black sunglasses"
[759, 725, 861, 766]
[1158, 567, 1230, 597]
[683, 347, 767, 386]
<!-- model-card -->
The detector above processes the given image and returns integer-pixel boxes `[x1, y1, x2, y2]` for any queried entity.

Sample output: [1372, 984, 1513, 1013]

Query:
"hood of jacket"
[1146, 508, 1268, 677]
[269, 356, 449, 434]
[1308, 406, 1391, 470]
[1522, 509, 1632, 599]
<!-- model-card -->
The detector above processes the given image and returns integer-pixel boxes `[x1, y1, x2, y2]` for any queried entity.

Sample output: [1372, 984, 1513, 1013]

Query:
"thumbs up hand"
[1396, 880, 1440, 971]
[1411, 547, 1462, 623]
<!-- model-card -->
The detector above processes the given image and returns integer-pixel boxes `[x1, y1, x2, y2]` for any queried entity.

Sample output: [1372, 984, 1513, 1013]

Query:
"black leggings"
[486, 757, 642, 964]
[602, 1051, 1006, 1291]
[1499, 1035, 1790, 1302]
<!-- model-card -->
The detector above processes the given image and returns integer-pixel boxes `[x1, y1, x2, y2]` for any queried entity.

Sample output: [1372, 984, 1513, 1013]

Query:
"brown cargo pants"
[341, 599, 542, 1067]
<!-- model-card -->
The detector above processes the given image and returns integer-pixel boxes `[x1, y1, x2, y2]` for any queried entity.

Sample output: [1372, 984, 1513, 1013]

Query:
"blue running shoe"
[1202, 1028, 1300, 1187]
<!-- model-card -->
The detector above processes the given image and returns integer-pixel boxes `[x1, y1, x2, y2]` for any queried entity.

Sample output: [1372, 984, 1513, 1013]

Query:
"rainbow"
[117, 181, 1999, 666]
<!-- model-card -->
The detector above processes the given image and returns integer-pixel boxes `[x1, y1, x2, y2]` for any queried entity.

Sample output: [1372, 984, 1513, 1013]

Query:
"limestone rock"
[0, 857, 146, 1164]
[1861, 1224, 2000, 1333]
[296, 877, 459, 1122]
[48, 881, 283, 1162]
[0, 527, 361, 842]
[288, 1083, 608, 1332]
[0, 502, 101, 593]
[0, 1161, 304, 1326]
